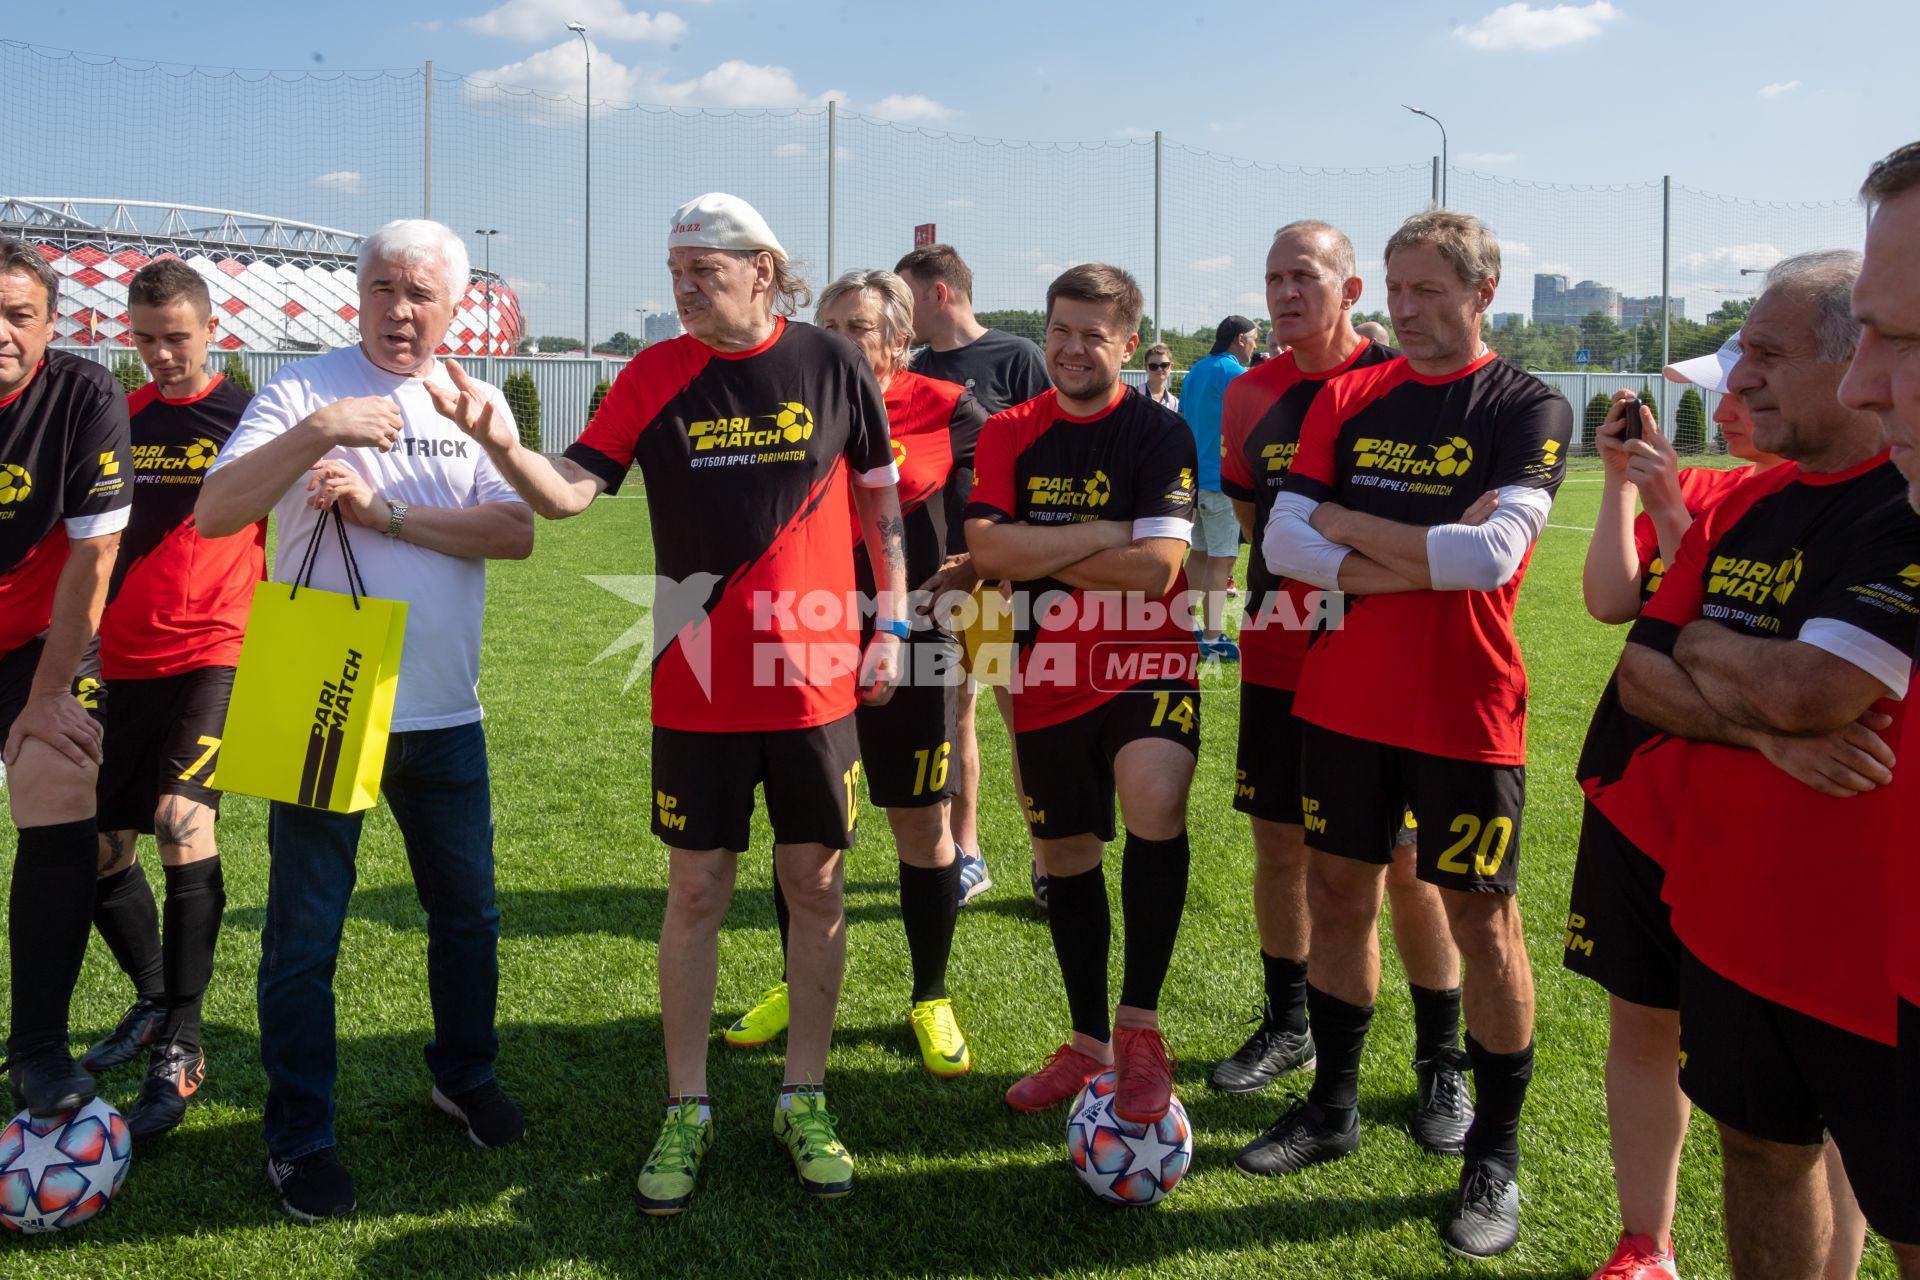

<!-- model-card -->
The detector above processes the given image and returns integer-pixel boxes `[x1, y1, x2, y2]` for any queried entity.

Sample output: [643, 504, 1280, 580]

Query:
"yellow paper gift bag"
[212, 507, 407, 813]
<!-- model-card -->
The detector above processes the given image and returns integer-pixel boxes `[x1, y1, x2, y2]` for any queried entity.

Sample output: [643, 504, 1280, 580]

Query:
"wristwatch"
[384, 500, 409, 539]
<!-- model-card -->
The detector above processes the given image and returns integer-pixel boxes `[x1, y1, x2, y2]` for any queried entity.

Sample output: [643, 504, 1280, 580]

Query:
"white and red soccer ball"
[1066, 1070, 1193, 1206]
[0, 1099, 131, 1234]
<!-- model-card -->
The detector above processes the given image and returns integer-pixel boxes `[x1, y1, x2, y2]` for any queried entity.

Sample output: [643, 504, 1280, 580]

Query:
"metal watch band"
[385, 500, 409, 538]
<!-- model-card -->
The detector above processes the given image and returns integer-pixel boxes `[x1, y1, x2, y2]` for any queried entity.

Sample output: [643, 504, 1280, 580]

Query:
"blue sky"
[12, 0, 1915, 192]
[7, 1, 1917, 340]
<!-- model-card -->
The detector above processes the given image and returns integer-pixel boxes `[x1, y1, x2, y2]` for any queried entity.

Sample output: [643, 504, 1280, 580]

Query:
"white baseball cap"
[668, 193, 787, 263]
[1663, 331, 1742, 395]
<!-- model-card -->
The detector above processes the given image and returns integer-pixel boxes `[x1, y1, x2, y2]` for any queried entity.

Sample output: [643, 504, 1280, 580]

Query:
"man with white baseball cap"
[443, 191, 907, 1213]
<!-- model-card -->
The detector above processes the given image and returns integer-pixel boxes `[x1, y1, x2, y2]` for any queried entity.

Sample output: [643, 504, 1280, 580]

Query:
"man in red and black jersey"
[897, 243, 1055, 909]
[1212, 222, 1466, 1152]
[447, 194, 905, 1212]
[964, 264, 1200, 1128]
[0, 237, 132, 1116]
[75, 259, 264, 1139]
[1259, 211, 1572, 1259]
[1839, 139, 1920, 1276]
[730, 268, 987, 1078]
[1618, 251, 1920, 1274]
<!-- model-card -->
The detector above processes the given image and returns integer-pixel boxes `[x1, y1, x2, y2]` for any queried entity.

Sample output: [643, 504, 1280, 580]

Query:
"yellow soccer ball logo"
[0, 463, 30, 504]
[774, 402, 814, 443]
[1432, 437, 1474, 477]
[182, 438, 219, 470]
[1084, 470, 1112, 505]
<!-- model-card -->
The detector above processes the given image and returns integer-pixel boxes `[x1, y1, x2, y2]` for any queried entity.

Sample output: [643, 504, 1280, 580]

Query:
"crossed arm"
[965, 517, 1186, 597]
[1262, 489, 1507, 595]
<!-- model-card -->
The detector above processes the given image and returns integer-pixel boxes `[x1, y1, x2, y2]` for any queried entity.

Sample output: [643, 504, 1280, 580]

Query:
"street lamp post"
[1402, 105, 1448, 207]
[476, 228, 500, 374]
[634, 307, 650, 351]
[568, 21, 591, 361]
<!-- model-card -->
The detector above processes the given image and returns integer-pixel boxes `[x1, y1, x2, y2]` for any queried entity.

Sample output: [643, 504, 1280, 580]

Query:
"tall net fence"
[1, 39, 1873, 451]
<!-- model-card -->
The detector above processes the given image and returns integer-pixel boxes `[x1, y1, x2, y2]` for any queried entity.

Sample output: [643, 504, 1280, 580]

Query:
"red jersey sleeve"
[964, 407, 1020, 524]
[564, 339, 710, 495]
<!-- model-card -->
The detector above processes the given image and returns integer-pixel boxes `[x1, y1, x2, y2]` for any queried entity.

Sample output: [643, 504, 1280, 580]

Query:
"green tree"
[535, 335, 583, 354]
[594, 331, 641, 357]
[504, 370, 541, 452]
[1673, 388, 1707, 455]
[222, 353, 255, 394]
[1584, 391, 1614, 449]
[111, 354, 147, 394]
[587, 378, 612, 426]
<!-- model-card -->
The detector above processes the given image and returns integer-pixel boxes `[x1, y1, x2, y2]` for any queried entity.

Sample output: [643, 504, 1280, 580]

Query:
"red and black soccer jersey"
[1630, 453, 1920, 1043]
[98, 375, 265, 679]
[1220, 339, 1394, 690]
[1280, 351, 1573, 764]
[0, 352, 132, 654]
[565, 318, 895, 733]
[848, 370, 986, 592]
[965, 384, 1199, 732]
[1577, 462, 1773, 861]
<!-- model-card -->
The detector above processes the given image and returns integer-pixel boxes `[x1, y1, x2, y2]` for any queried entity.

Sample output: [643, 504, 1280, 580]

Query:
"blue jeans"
[258, 721, 500, 1159]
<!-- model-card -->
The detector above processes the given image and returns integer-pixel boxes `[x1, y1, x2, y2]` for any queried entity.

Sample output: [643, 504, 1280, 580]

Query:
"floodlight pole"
[569, 22, 592, 361]
[477, 228, 500, 373]
[1404, 105, 1447, 207]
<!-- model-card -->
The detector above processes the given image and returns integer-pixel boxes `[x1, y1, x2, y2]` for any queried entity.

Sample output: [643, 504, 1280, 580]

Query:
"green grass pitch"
[1, 459, 1901, 1277]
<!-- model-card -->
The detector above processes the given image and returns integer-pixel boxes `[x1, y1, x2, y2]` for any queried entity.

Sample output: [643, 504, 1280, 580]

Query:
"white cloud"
[465, 0, 687, 44]
[1115, 127, 1152, 139]
[1189, 256, 1233, 273]
[1237, 291, 1266, 310]
[773, 142, 808, 158]
[467, 40, 642, 108]
[312, 171, 365, 195]
[504, 276, 548, 294]
[1035, 263, 1062, 275]
[944, 198, 974, 209]
[1453, 2, 1621, 51]
[645, 60, 842, 108]
[1461, 151, 1521, 166]
[1499, 239, 1533, 258]
[1759, 80, 1801, 98]
[1681, 242, 1785, 273]
[868, 94, 956, 124]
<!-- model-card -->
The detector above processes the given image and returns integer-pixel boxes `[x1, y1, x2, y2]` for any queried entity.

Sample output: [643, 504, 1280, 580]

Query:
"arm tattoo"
[155, 797, 205, 851]
[877, 514, 907, 571]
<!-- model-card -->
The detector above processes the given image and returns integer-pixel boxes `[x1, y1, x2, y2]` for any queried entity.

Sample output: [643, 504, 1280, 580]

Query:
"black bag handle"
[287, 505, 371, 610]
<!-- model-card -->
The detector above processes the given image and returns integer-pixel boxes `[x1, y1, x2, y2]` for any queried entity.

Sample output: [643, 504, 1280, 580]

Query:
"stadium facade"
[1, 196, 523, 357]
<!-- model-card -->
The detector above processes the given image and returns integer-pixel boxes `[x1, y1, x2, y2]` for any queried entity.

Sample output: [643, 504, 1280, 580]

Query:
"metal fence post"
[1153, 130, 1163, 343]
[1660, 175, 1671, 429]
[826, 100, 838, 283]
[1431, 156, 1441, 209]
[423, 62, 433, 219]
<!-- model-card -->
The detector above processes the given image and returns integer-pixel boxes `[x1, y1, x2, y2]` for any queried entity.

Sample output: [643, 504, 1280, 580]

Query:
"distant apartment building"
[643, 311, 684, 343]
[1533, 272, 1680, 326]
[1491, 313, 1525, 331]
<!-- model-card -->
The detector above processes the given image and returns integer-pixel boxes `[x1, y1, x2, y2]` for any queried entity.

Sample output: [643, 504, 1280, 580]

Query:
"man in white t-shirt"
[197, 219, 533, 1222]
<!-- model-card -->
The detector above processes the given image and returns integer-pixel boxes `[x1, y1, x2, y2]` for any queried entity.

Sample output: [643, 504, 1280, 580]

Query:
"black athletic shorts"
[854, 634, 963, 810]
[650, 717, 861, 854]
[95, 665, 236, 834]
[0, 637, 106, 748]
[1298, 722, 1525, 894]
[1233, 681, 1305, 825]
[1901, 997, 1919, 1211]
[1014, 682, 1199, 842]
[1562, 801, 1680, 1009]
[1678, 950, 1917, 1245]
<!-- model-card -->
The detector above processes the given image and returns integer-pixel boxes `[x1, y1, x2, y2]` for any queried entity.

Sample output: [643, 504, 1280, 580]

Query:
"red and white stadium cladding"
[33, 243, 523, 357]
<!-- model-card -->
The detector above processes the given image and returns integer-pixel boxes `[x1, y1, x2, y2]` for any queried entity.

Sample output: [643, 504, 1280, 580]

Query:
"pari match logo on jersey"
[131, 438, 220, 482]
[1262, 441, 1298, 473]
[0, 462, 30, 512]
[1027, 469, 1112, 519]
[1349, 435, 1474, 491]
[1702, 547, 1805, 633]
[687, 401, 815, 468]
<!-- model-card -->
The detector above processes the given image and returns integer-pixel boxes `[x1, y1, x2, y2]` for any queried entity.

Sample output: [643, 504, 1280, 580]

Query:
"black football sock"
[93, 862, 165, 1002]
[1263, 952, 1309, 1035]
[1044, 865, 1111, 1043]
[1117, 830, 1190, 1012]
[772, 862, 791, 984]
[1410, 983, 1463, 1062]
[159, 858, 226, 1053]
[1303, 984, 1373, 1130]
[898, 860, 960, 1003]
[1462, 1034, 1533, 1181]
[8, 820, 98, 1056]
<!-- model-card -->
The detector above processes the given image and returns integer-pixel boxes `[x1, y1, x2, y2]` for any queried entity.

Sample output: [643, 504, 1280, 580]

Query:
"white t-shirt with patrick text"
[208, 344, 525, 731]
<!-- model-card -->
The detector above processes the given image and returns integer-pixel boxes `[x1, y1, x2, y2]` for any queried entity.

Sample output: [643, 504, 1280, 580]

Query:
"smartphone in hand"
[1618, 396, 1642, 442]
